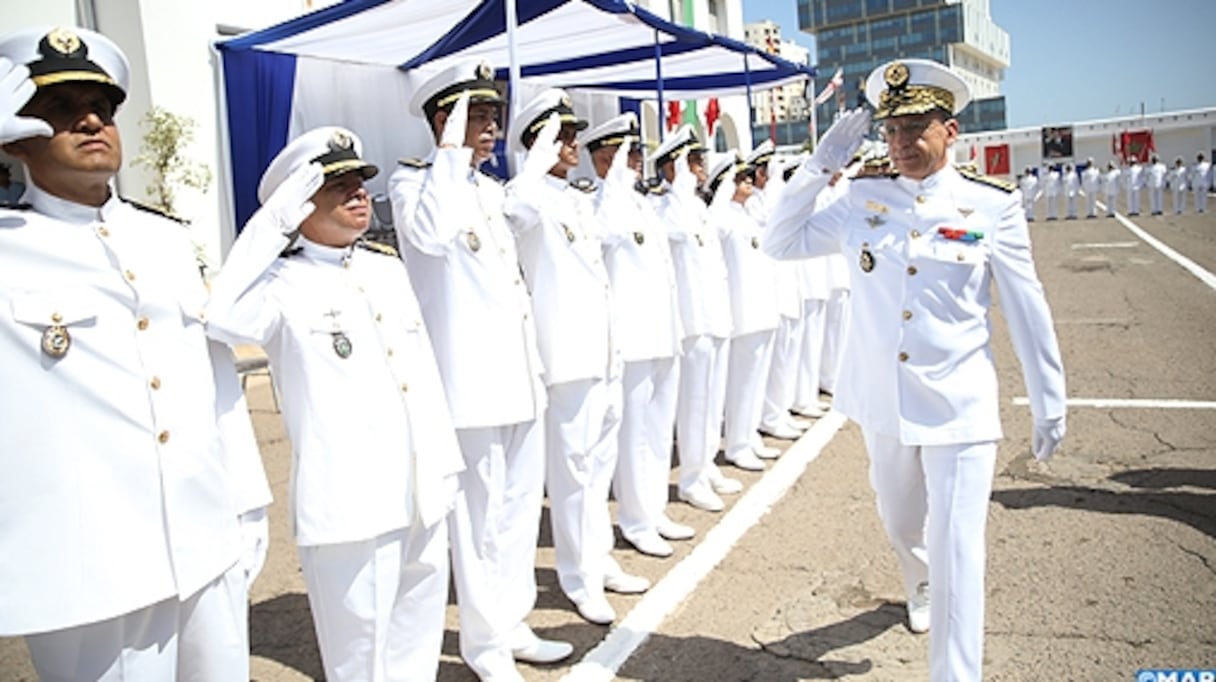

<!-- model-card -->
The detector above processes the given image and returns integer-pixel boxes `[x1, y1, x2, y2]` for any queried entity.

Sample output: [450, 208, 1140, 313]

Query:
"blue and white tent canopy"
[216, 0, 815, 229]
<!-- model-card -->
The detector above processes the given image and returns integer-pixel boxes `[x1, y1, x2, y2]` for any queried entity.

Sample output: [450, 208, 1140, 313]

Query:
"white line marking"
[561, 410, 850, 682]
[1070, 241, 1139, 250]
[1112, 212, 1216, 291]
[1012, 397, 1216, 409]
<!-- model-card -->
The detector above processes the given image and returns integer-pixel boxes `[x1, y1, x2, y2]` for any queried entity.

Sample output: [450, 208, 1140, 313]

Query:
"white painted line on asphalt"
[1112, 212, 1216, 291]
[1070, 241, 1139, 250]
[562, 410, 850, 682]
[1013, 397, 1216, 409]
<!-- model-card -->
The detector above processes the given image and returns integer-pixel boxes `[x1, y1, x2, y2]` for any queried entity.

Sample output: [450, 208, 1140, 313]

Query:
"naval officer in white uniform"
[1080, 158, 1102, 218]
[583, 113, 694, 559]
[389, 60, 568, 681]
[206, 127, 465, 680]
[0, 25, 271, 680]
[765, 59, 1067, 682]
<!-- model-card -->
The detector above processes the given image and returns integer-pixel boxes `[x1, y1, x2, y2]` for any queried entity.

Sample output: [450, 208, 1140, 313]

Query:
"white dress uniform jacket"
[1081, 166, 1102, 216]
[597, 178, 683, 361]
[1017, 172, 1038, 218]
[390, 149, 546, 427]
[747, 187, 802, 321]
[504, 174, 620, 385]
[764, 164, 1067, 445]
[718, 202, 780, 336]
[0, 185, 268, 634]
[652, 183, 732, 340]
[205, 238, 464, 543]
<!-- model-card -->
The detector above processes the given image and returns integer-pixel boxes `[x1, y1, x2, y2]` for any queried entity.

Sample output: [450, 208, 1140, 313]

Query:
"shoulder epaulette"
[957, 166, 1016, 193]
[356, 239, 398, 258]
[568, 177, 597, 193]
[397, 157, 432, 169]
[853, 157, 898, 180]
[121, 197, 187, 224]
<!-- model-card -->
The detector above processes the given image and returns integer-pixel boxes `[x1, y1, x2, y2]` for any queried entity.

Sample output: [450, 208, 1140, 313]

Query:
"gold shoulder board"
[121, 197, 188, 224]
[397, 157, 432, 169]
[357, 239, 398, 257]
[957, 166, 1016, 193]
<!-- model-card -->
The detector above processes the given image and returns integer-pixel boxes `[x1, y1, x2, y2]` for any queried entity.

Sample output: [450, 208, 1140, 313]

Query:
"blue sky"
[740, 0, 1216, 129]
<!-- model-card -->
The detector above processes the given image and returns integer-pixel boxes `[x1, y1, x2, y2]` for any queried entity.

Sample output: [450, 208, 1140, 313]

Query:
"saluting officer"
[0, 26, 271, 679]
[503, 90, 645, 626]
[649, 125, 743, 515]
[206, 127, 464, 680]
[765, 59, 1066, 682]
[582, 113, 694, 559]
[388, 60, 568, 681]
[1080, 158, 1102, 218]
[709, 152, 781, 472]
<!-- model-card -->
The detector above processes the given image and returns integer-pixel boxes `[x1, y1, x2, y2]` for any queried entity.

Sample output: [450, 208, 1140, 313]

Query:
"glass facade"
[797, 0, 1008, 136]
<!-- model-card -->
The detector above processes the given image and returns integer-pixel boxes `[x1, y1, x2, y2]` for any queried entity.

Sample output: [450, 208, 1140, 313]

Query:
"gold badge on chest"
[466, 230, 482, 252]
[562, 224, 576, 243]
[859, 243, 875, 273]
[332, 331, 353, 359]
[633, 231, 645, 245]
[41, 325, 71, 358]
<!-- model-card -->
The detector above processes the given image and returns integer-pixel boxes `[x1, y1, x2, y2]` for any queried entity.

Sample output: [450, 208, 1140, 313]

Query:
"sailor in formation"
[1124, 156, 1145, 216]
[1191, 152, 1211, 213]
[1017, 166, 1038, 221]
[1170, 156, 1188, 214]
[1062, 162, 1080, 219]
[1101, 159, 1122, 216]
[1080, 158, 1102, 218]
[1146, 154, 1168, 216]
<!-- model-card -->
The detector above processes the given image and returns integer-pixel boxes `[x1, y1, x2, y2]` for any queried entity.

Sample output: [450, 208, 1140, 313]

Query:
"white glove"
[238, 507, 269, 585]
[1032, 416, 1066, 462]
[807, 107, 871, 174]
[256, 161, 323, 237]
[439, 89, 470, 149]
[521, 112, 562, 180]
[608, 138, 636, 189]
[672, 149, 697, 198]
[0, 57, 52, 145]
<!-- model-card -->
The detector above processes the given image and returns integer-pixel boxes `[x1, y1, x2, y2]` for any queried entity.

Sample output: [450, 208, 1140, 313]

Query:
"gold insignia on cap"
[884, 62, 909, 90]
[329, 130, 352, 151]
[476, 62, 493, 81]
[46, 27, 82, 55]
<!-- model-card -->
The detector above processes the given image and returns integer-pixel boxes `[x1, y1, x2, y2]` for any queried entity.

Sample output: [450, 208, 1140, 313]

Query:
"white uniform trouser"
[547, 376, 623, 606]
[1065, 194, 1077, 218]
[1173, 188, 1185, 214]
[1127, 187, 1141, 214]
[1020, 193, 1034, 220]
[723, 329, 776, 458]
[794, 298, 828, 410]
[299, 522, 449, 682]
[1149, 187, 1164, 214]
[760, 315, 803, 430]
[1196, 185, 1209, 212]
[450, 420, 545, 678]
[819, 289, 850, 395]
[1085, 192, 1098, 217]
[614, 357, 679, 540]
[26, 562, 248, 682]
[676, 334, 729, 496]
[1104, 192, 1118, 216]
[1045, 194, 1058, 219]
[861, 430, 997, 682]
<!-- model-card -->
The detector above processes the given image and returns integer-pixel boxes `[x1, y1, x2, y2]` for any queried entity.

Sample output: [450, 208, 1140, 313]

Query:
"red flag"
[1111, 133, 1117, 156]
[969, 144, 977, 161]
[704, 98, 720, 138]
[984, 144, 1010, 175]
[666, 100, 681, 131]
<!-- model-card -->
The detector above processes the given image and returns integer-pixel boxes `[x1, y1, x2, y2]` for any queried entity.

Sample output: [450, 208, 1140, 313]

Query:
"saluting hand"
[0, 57, 52, 145]
[608, 137, 635, 189]
[439, 90, 470, 150]
[522, 112, 562, 180]
[807, 107, 871, 175]
[261, 161, 323, 237]
[672, 149, 697, 198]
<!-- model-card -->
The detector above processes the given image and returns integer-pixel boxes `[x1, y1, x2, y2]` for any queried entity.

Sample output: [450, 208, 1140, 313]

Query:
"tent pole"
[506, 0, 522, 119]
[654, 29, 665, 141]
[744, 55, 754, 136]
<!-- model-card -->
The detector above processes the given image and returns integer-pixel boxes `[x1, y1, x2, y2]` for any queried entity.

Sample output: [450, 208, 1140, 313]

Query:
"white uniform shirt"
[0, 184, 268, 634]
[206, 238, 464, 544]
[1063, 169, 1081, 197]
[504, 174, 620, 385]
[1018, 173, 1039, 200]
[651, 182, 732, 340]
[1170, 165, 1188, 191]
[390, 149, 546, 428]
[1125, 163, 1145, 191]
[1081, 166, 1102, 194]
[596, 178, 683, 362]
[765, 164, 1066, 445]
[1147, 162, 1168, 189]
[1042, 169, 1061, 197]
[747, 186, 802, 319]
[1191, 160, 1212, 191]
[1102, 168, 1122, 197]
[716, 200, 779, 337]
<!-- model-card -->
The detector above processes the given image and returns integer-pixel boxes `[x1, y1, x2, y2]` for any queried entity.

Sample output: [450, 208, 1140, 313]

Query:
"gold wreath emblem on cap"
[329, 130, 353, 151]
[46, 27, 82, 55]
[476, 62, 493, 81]
[884, 61, 910, 90]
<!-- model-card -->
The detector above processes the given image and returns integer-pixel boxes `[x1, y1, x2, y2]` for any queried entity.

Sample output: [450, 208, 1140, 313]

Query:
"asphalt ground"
[2, 192, 1213, 681]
